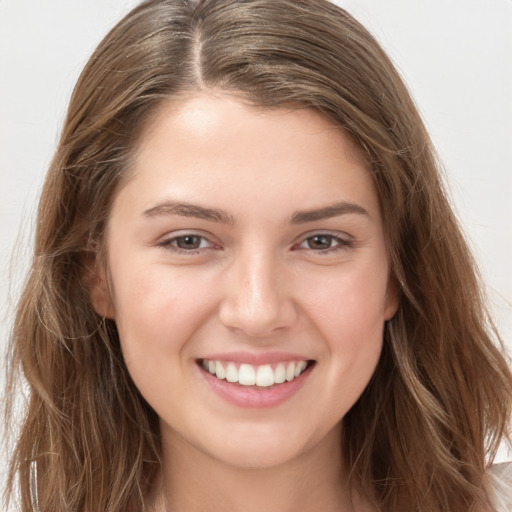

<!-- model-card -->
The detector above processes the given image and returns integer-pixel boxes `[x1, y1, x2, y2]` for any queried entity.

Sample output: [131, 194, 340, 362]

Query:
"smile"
[200, 359, 310, 387]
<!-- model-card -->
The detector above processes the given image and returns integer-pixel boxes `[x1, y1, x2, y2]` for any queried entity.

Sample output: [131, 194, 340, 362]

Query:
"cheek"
[300, 264, 388, 392]
[109, 267, 224, 417]
[108, 259, 217, 378]
[302, 264, 390, 341]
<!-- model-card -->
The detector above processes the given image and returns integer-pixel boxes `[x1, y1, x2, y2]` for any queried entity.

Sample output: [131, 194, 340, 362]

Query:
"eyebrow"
[290, 201, 370, 224]
[142, 200, 370, 225]
[143, 201, 237, 225]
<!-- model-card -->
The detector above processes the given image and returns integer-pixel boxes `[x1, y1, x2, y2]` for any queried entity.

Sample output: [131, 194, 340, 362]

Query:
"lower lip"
[198, 362, 314, 408]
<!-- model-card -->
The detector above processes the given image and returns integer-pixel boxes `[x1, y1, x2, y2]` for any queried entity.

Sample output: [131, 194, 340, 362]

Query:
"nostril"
[218, 296, 298, 338]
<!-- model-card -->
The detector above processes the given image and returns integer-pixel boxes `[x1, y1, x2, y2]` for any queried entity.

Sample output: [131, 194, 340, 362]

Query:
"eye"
[296, 233, 352, 252]
[304, 234, 335, 250]
[159, 233, 217, 253]
[173, 235, 207, 250]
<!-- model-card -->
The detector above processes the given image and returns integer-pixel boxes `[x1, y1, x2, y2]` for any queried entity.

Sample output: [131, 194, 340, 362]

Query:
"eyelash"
[294, 233, 353, 254]
[158, 232, 353, 255]
[158, 234, 217, 254]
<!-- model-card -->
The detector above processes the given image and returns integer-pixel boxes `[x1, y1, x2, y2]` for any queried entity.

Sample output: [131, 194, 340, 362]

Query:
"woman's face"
[96, 93, 397, 469]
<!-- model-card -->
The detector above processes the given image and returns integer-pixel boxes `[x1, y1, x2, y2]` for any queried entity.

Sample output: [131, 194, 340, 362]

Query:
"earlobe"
[88, 263, 116, 320]
[384, 277, 399, 321]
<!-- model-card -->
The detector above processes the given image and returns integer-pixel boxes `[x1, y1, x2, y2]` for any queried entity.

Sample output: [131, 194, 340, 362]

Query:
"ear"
[86, 256, 116, 320]
[384, 275, 399, 321]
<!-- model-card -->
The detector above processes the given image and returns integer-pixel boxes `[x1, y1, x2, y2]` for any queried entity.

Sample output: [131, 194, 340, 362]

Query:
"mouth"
[197, 358, 315, 389]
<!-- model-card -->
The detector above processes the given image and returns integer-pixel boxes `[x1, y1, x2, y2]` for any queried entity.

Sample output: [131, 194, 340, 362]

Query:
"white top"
[489, 462, 512, 511]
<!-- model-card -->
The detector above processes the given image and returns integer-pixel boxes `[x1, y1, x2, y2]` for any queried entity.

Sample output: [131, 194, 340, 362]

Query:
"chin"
[194, 421, 335, 471]
[209, 442, 305, 470]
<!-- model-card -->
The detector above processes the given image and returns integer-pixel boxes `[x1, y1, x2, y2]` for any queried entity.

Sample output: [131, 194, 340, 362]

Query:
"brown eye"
[306, 235, 334, 250]
[159, 233, 218, 254]
[175, 235, 203, 250]
[296, 233, 352, 253]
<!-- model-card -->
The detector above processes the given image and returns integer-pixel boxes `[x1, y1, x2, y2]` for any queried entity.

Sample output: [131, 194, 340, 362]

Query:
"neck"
[149, 423, 366, 512]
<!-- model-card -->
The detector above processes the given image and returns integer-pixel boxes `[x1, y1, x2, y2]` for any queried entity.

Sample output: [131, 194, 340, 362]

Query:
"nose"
[218, 249, 297, 338]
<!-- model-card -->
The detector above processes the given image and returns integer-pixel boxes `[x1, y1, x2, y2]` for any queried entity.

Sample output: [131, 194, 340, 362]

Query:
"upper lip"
[198, 351, 312, 365]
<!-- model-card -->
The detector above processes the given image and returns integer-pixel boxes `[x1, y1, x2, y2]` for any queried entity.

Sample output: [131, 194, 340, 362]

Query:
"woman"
[4, 1, 511, 511]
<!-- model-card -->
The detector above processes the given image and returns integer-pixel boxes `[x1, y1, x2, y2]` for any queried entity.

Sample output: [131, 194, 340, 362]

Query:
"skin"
[92, 92, 397, 512]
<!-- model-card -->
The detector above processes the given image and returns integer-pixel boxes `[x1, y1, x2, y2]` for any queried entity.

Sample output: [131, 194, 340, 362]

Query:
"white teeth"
[256, 365, 274, 387]
[295, 360, 307, 377]
[285, 362, 295, 382]
[201, 359, 310, 387]
[274, 363, 286, 384]
[239, 364, 256, 385]
[215, 361, 226, 380]
[225, 362, 238, 383]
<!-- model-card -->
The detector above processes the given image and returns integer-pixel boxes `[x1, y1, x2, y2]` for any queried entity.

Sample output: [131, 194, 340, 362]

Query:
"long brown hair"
[4, 1, 511, 511]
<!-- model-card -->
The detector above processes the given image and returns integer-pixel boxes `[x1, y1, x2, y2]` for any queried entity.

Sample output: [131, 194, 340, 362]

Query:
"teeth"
[285, 362, 295, 382]
[239, 364, 256, 385]
[215, 361, 226, 380]
[295, 360, 307, 377]
[201, 359, 309, 387]
[256, 365, 274, 387]
[225, 363, 238, 383]
[274, 363, 286, 384]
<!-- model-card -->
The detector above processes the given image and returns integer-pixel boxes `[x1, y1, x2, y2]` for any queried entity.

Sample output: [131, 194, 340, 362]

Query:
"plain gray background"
[1, 0, 511, 500]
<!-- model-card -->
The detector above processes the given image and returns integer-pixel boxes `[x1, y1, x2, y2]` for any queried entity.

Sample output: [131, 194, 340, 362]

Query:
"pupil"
[309, 235, 331, 249]
[178, 236, 200, 249]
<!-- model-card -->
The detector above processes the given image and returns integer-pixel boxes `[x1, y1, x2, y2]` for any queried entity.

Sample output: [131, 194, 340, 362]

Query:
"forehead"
[135, 92, 367, 167]
[115, 92, 379, 222]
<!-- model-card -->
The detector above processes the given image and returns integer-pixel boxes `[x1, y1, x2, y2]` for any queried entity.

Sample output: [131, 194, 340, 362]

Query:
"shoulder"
[488, 461, 512, 512]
